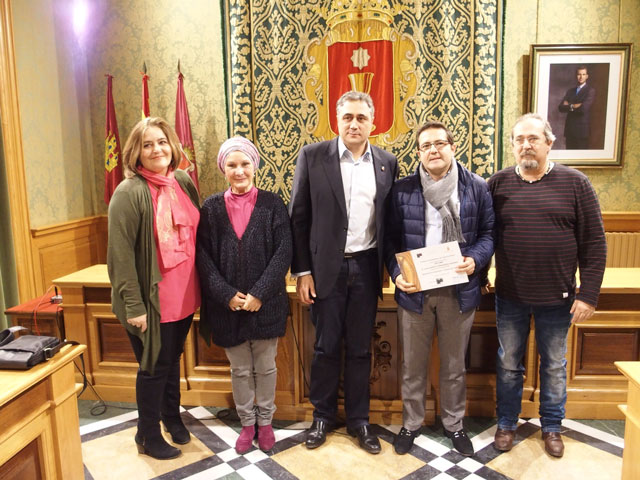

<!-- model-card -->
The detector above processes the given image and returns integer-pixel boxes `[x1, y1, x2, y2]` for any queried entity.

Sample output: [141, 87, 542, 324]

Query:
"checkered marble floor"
[79, 401, 624, 480]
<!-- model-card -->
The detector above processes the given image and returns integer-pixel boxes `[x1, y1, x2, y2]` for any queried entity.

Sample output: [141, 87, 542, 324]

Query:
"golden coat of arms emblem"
[304, 0, 418, 147]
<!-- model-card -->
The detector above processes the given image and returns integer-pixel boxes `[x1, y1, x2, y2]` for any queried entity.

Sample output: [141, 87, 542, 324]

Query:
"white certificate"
[395, 241, 468, 292]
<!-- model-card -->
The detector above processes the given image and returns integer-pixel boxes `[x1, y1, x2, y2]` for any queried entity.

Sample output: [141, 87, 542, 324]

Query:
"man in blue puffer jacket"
[384, 121, 495, 457]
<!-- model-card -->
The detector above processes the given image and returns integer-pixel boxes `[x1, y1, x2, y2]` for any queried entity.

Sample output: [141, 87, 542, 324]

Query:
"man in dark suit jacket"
[290, 91, 398, 454]
[558, 66, 595, 149]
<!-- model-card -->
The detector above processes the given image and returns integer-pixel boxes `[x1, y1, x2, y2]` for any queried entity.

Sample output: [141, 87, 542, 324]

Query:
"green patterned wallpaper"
[86, 0, 228, 207]
[10, 0, 639, 230]
[502, 0, 640, 210]
[13, 0, 95, 228]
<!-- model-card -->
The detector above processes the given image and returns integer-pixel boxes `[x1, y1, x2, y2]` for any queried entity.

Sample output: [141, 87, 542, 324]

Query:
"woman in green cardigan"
[107, 117, 200, 460]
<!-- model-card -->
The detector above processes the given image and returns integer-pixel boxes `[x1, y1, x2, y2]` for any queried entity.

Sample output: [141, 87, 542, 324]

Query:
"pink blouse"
[147, 179, 201, 323]
[224, 186, 259, 239]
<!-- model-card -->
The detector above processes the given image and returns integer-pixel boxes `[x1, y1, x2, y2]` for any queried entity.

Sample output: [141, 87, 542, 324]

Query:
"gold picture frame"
[529, 43, 632, 167]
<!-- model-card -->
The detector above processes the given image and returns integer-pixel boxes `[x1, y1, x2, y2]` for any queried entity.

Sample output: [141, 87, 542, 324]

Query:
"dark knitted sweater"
[489, 163, 606, 306]
[196, 189, 292, 348]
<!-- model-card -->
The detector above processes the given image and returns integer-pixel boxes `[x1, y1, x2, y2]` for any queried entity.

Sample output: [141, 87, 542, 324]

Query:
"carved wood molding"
[602, 212, 640, 232]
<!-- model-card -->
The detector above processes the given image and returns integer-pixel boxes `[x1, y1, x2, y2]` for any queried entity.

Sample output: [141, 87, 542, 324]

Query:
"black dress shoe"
[393, 427, 420, 455]
[305, 420, 329, 449]
[444, 428, 474, 456]
[347, 424, 381, 454]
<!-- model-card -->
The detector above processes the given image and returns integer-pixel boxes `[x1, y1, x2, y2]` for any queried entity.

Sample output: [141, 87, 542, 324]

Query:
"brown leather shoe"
[542, 432, 564, 457]
[494, 428, 515, 451]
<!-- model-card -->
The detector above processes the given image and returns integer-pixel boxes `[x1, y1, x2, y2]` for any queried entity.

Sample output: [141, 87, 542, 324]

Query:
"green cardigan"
[107, 170, 199, 374]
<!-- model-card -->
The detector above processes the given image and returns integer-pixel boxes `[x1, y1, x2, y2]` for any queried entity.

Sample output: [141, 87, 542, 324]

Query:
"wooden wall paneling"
[98, 318, 136, 363]
[59, 284, 92, 384]
[575, 328, 638, 375]
[289, 298, 310, 406]
[183, 318, 233, 401]
[0, 406, 55, 479]
[467, 325, 499, 374]
[193, 328, 229, 366]
[369, 310, 399, 400]
[301, 306, 314, 399]
[275, 314, 296, 404]
[84, 304, 136, 401]
[31, 215, 107, 294]
[465, 314, 499, 417]
[0, 438, 42, 480]
[564, 311, 640, 419]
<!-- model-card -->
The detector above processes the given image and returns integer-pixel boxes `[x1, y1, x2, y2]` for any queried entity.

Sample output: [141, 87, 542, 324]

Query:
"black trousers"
[565, 135, 588, 150]
[128, 315, 193, 437]
[309, 251, 378, 429]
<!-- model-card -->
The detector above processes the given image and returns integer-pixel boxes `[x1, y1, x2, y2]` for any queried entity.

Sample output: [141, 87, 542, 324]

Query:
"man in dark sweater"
[489, 113, 606, 458]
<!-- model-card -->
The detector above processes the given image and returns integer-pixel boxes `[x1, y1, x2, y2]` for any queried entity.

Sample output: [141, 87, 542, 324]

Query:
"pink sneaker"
[258, 424, 276, 451]
[235, 425, 255, 454]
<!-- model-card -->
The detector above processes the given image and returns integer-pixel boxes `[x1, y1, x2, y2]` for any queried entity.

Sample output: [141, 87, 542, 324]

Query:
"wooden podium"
[0, 344, 86, 479]
[615, 361, 640, 480]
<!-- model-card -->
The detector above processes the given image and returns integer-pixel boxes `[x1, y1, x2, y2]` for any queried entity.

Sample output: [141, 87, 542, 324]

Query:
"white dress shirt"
[338, 137, 377, 253]
[291, 139, 379, 278]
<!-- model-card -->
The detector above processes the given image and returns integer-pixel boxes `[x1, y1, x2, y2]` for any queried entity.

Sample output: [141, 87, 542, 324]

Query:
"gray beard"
[521, 159, 539, 170]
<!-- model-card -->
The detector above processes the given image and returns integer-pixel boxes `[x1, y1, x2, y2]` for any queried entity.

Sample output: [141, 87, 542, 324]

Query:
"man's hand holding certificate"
[395, 242, 474, 293]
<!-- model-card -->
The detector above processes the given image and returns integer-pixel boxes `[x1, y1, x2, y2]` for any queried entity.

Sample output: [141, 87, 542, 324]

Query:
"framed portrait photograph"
[529, 43, 632, 167]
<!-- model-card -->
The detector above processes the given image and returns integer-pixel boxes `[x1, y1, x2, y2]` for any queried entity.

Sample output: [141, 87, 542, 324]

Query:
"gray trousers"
[398, 286, 475, 432]
[224, 338, 279, 426]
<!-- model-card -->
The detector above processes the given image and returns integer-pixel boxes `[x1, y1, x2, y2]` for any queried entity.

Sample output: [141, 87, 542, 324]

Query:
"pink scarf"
[138, 167, 194, 269]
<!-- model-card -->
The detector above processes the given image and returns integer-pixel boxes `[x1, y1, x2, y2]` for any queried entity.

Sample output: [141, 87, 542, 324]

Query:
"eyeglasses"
[513, 136, 544, 146]
[418, 141, 450, 152]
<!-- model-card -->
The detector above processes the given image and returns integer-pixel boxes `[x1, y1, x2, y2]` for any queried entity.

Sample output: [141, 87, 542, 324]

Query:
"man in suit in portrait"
[558, 66, 595, 149]
[289, 90, 398, 454]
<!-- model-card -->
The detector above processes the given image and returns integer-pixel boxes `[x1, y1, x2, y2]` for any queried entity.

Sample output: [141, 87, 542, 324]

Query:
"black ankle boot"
[135, 432, 181, 459]
[162, 415, 191, 444]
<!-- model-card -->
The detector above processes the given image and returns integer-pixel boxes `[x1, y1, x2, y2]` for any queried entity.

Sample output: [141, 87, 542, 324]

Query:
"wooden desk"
[5, 294, 64, 339]
[54, 265, 640, 422]
[615, 361, 640, 480]
[0, 344, 86, 479]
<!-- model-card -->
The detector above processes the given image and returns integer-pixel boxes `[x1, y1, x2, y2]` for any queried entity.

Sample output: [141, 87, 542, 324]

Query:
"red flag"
[328, 40, 394, 135]
[175, 72, 200, 191]
[104, 75, 123, 204]
[141, 72, 150, 119]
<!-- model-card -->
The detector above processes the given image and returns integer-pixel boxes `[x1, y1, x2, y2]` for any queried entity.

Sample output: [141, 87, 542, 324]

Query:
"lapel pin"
[381, 165, 385, 172]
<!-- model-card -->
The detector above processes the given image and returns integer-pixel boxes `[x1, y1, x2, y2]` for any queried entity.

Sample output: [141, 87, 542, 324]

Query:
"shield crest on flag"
[327, 39, 394, 135]
[305, 0, 417, 147]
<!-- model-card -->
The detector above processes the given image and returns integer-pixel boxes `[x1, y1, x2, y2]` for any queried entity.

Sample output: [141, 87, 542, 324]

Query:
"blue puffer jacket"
[384, 162, 495, 313]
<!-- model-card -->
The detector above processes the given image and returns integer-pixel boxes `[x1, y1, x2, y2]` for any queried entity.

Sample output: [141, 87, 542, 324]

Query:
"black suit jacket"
[289, 138, 398, 299]
[558, 83, 595, 139]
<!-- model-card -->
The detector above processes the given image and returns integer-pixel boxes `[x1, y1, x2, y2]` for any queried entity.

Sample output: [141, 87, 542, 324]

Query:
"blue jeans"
[495, 296, 572, 433]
